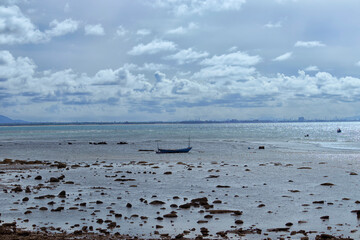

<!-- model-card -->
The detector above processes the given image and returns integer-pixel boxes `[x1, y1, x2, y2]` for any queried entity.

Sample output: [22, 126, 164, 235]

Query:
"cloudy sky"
[1, 0, 360, 122]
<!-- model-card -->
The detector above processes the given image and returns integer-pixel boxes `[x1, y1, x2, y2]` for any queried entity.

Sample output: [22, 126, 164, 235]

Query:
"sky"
[1, 0, 360, 122]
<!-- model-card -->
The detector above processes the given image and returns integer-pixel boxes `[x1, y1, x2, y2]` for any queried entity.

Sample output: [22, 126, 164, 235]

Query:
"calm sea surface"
[1, 122, 360, 162]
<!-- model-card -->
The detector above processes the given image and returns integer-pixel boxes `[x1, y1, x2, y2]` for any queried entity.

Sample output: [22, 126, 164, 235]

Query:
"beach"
[0, 123, 359, 239]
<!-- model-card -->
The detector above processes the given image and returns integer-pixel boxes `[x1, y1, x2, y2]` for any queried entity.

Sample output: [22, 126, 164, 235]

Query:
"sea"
[1, 121, 360, 163]
[2, 122, 360, 239]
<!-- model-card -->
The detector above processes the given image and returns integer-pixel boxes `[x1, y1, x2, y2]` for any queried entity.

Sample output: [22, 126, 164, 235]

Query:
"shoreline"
[1, 153, 360, 239]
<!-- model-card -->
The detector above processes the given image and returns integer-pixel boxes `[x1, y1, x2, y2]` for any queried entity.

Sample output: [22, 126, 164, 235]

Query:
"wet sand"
[0, 148, 359, 239]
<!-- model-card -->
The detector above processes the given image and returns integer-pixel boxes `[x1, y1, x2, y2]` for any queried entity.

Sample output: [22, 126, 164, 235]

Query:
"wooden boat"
[156, 146, 192, 154]
[156, 137, 192, 154]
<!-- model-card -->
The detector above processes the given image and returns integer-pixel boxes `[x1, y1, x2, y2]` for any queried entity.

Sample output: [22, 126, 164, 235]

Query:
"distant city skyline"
[1, 0, 360, 122]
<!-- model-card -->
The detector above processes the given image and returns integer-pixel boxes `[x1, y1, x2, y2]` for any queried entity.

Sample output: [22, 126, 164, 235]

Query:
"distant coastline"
[1, 119, 359, 127]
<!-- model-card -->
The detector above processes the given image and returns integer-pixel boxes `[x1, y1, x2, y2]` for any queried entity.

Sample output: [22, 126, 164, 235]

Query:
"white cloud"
[228, 46, 238, 52]
[0, 5, 45, 44]
[264, 21, 282, 28]
[201, 51, 261, 66]
[272, 52, 292, 61]
[136, 29, 151, 36]
[128, 39, 177, 55]
[116, 25, 127, 37]
[355, 61, 360, 67]
[84, 24, 105, 36]
[166, 48, 209, 64]
[294, 41, 326, 48]
[46, 18, 79, 37]
[167, 22, 198, 34]
[152, 0, 246, 15]
[304, 65, 319, 72]
[0, 5, 79, 44]
[193, 65, 256, 80]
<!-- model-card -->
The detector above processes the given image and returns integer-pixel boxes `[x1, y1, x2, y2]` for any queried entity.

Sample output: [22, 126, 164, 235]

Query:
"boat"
[337, 128, 342, 133]
[156, 137, 192, 154]
[156, 146, 192, 154]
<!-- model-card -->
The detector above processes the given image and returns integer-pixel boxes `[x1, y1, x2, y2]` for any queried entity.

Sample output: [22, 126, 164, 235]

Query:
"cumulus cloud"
[294, 41, 326, 48]
[193, 65, 256, 80]
[273, 52, 292, 61]
[0, 5, 79, 44]
[0, 5, 44, 44]
[304, 65, 319, 72]
[166, 48, 209, 64]
[84, 24, 105, 36]
[152, 0, 246, 15]
[46, 18, 79, 37]
[2, 50, 360, 120]
[167, 22, 198, 34]
[200, 51, 261, 66]
[128, 39, 177, 55]
[116, 25, 127, 37]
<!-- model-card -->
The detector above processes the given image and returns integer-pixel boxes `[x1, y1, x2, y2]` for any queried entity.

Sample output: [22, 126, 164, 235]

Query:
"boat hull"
[156, 147, 192, 154]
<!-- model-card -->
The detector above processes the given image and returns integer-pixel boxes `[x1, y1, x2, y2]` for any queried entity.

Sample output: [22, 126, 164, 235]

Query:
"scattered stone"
[35, 176, 42, 180]
[49, 177, 60, 183]
[150, 200, 165, 205]
[58, 191, 66, 198]
[320, 183, 335, 186]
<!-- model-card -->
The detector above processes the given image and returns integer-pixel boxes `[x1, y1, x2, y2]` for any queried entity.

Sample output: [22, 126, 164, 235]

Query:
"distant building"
[298, 117, 305, 122]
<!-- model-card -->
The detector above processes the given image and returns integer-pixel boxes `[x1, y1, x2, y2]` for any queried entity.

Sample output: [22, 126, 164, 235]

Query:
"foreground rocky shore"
[0, 154, 359, 239]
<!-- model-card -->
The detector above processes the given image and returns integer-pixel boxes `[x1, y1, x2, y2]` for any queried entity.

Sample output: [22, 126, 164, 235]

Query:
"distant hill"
[0, 115, 27, 124]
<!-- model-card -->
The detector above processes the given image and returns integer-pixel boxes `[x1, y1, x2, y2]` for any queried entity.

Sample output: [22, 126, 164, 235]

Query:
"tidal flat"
[0, 145, 359, 239]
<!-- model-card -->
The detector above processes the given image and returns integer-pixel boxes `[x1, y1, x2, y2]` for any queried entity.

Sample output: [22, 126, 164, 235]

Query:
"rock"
[12, 186, 22, 193]
[320, 183, 334, 186]
[235, 220, 244, 224]
[39, 207, 48, 211]
[258, 146, 265, 149]
[267, 228, 290, 232]
[150, 200, 165, 205]
[35, 175, 42, 180]
[49, 177, 60, 183]
[51, 207, 64, 212]
[216, 185, 230, 188]
[22, 197, 29, 202]
[163, 212, 177, 218]
[126, 203, 132, 208]
[58, 191, 66, 198]
[164, 171, 172, 175]
[197, 220, 208, 224]
[320, 216, 329, 220]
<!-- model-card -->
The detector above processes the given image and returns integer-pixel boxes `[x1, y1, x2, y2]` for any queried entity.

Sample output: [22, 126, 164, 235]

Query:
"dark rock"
[58, 191, 66, 198]
[320, 183, 334, 186]
[126, 203, 132, 208]
[150, 200, 165, 205]
[49, 177, 60, 183]
[35, 175, 42, 180]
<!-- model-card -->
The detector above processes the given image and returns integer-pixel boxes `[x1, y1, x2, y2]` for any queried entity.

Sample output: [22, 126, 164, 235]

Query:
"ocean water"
[1, 122, 360, 162]
[2, 122, 360, 239]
